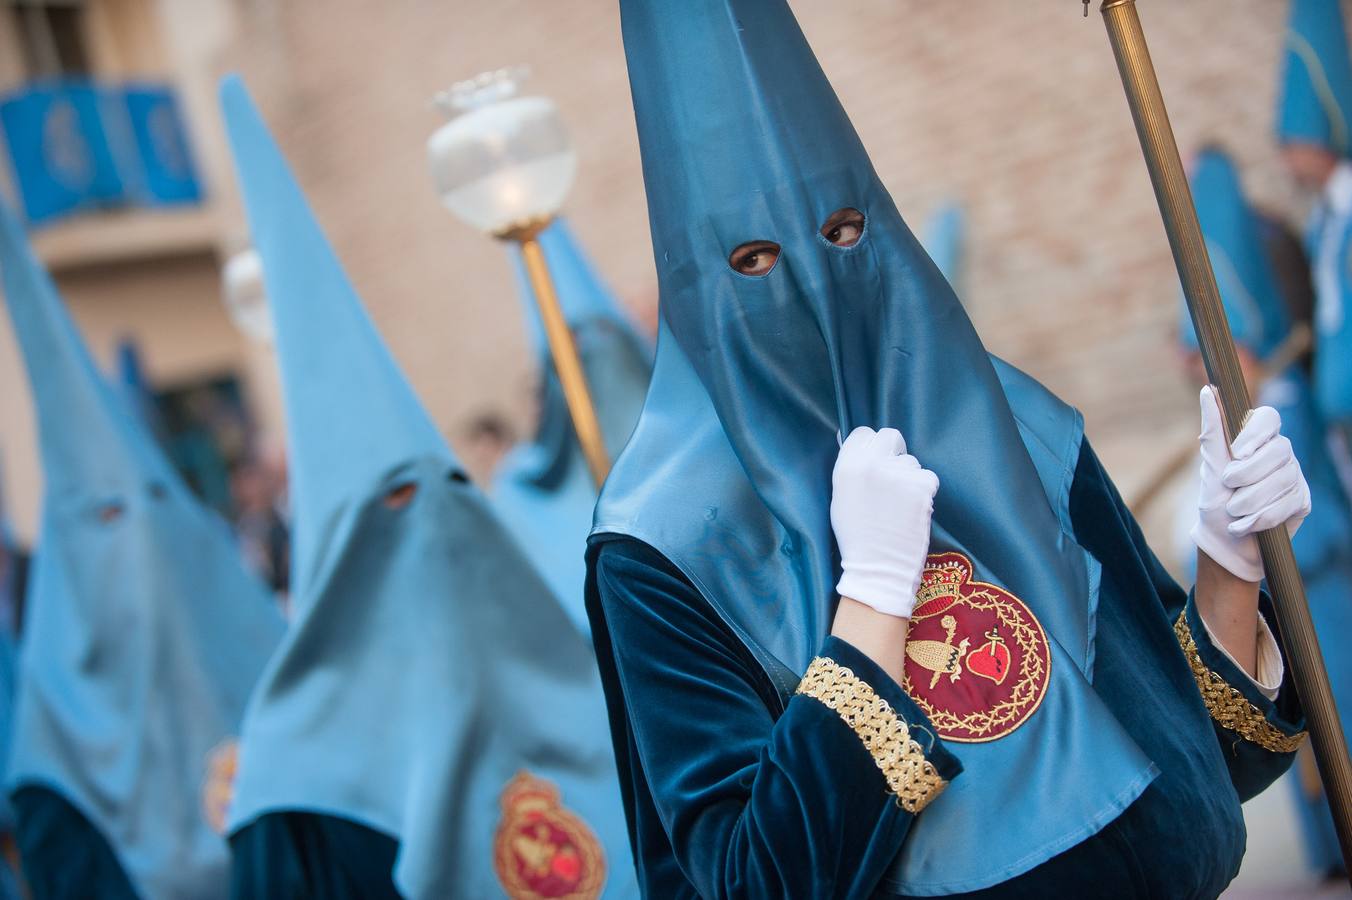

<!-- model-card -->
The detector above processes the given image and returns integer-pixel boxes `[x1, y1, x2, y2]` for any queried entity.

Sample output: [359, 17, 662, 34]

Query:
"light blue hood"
[0, 200, 285, 900]
[219, 76, 636, 900]
[1277, 0, 1352, 155]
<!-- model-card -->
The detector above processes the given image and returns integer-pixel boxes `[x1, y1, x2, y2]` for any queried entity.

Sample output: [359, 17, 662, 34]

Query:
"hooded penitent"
[492, 220, 652, 631]
[219, 77, 636, 899]
[0, 201, 285, 900]
[590, 0, 1160, 892]
[0, 465, 19, 841]
[920, 202, 965, 297]
[114, 337, 164, 437]
[1180, 150, 1290, 360]
[1277, 0, 1352, 156]
[1186, 147, 1352, 871]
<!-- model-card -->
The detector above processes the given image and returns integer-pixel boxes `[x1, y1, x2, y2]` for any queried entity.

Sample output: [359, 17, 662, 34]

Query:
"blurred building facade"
[0, 0, 1331, 549]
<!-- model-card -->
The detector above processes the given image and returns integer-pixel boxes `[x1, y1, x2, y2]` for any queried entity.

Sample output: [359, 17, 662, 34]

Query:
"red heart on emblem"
[552, 852, 582, 882]
[966, 638, 1011, 685]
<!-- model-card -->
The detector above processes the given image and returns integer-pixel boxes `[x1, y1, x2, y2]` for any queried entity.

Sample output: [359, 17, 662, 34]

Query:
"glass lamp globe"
[427, 66, 577, 237]
[222, 249, 273, 343]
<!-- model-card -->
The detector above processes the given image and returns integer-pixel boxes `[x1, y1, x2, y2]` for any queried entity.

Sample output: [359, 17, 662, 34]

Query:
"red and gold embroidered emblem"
[902, 552, 1050, 743]
[201, 738, 239, 835]
[493, 771, 606, 900]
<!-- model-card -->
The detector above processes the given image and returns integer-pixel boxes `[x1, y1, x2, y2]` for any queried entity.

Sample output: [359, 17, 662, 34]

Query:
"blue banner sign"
[1, 80, 203, 227]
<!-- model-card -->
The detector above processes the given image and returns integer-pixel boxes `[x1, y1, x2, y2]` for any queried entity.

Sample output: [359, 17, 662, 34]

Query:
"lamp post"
[427, 66, 609, 487]
[222, 248, 273, 344]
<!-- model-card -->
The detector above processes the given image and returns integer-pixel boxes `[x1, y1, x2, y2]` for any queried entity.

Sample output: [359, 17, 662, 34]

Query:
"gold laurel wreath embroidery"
[904, 581, 1048, 740]
[1174, 612, 1306, 754]
[796, 657, 948, 813]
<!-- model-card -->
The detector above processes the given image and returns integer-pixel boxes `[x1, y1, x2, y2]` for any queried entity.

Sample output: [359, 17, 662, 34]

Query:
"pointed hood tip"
[0, 198, 171, 494]
[219, 74, 460, 551]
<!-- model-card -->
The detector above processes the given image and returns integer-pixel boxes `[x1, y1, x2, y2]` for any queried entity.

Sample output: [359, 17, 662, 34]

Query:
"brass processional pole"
[501, 221, 611, 488]
[1092, 0, 1352, 875]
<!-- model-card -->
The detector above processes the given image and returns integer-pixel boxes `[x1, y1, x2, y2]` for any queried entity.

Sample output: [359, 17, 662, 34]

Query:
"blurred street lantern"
[427, 66, 576, 237]
[222, 248, 273, 344]
[426, 67, 608, 485]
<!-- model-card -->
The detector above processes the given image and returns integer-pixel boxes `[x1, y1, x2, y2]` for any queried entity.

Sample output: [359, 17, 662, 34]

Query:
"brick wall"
[213, 2, 1311, 505]
[0, 0, 1302, 552]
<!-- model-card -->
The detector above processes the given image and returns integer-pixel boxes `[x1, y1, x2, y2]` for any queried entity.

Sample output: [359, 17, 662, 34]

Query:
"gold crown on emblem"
[915, 562, 966, 606]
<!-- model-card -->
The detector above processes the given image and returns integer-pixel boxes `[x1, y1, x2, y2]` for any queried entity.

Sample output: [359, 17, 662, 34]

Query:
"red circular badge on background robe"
[493, 771, 606, 900]
[901, 552, 1051, 743]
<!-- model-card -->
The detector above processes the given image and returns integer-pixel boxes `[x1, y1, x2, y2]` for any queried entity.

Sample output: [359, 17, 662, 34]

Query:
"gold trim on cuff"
[796, 656, 948, 813]
[1175, 612, 1307, 754]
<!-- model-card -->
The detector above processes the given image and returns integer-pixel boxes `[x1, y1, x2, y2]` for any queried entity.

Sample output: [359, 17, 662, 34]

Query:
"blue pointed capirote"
[1181, 148, 1290, 359]
[1278, 0, 1352, 155]
[492, 219, 652, 631]
[219, 75, 637, 899]
[0, 199, 284, 900]
[920, 202, 966, 296]
[590, 0, 1159, 891]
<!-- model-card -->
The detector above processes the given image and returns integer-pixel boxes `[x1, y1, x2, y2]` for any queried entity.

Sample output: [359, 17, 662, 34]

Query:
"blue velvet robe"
[229, 812, 400, 899]
[12, 786, 137, 900]
[586, 442, 1303, 898]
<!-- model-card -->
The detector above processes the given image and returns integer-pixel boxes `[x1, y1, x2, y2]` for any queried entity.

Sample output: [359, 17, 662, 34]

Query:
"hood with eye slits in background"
[0, 199, 284, 900]
[219, 76, 637, 900]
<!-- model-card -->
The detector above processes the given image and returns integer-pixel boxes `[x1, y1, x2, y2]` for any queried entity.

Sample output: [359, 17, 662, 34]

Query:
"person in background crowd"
[459, 412, 515, 486]
[584, 1, 1310, 896]
[0, 468, 24, 900]
[0, 201, 285, 900]
[231, 447, 291, 601]
[1180, 146, 1352, 880]
[0, 466, 27, 637]
[219, 77, 637, 900]
[1277, 0, 1352, 494]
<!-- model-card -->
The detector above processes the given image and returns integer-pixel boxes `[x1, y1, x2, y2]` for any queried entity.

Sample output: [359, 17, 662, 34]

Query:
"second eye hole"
[820, 207, 865, 247]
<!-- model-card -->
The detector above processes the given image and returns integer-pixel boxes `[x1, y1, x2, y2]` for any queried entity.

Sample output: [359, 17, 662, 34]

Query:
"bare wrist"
[831, 596, 910, 684]
[1195, 549, 1261, 678]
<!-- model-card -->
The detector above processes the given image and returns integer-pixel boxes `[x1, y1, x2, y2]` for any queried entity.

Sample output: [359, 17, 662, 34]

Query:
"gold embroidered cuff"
[1175, 612, 1307, 754]
[796, 656, 948, 813]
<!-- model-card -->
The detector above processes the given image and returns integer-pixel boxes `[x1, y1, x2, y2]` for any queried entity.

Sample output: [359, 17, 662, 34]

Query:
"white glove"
[832, 426, 939, 619]
[1192, 386, 1311, 583]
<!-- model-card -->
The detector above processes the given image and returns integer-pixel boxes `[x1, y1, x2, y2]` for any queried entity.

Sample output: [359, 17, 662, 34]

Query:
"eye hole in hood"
[820, 207, 864, 247]
[95, 500, 126, 524]
[728, 240, 780, 277]
[382, 482, 418, 510]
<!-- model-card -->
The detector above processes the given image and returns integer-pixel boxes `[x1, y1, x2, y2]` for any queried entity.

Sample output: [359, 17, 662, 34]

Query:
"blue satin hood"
[491, 219, 652, 632]
[1278, 0, 1352, 155]
[1181, 148, 1290, 359]
[219, 77, 636, 899]
[0, 200, 285, 900]
[593, 0, 1157, 892]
